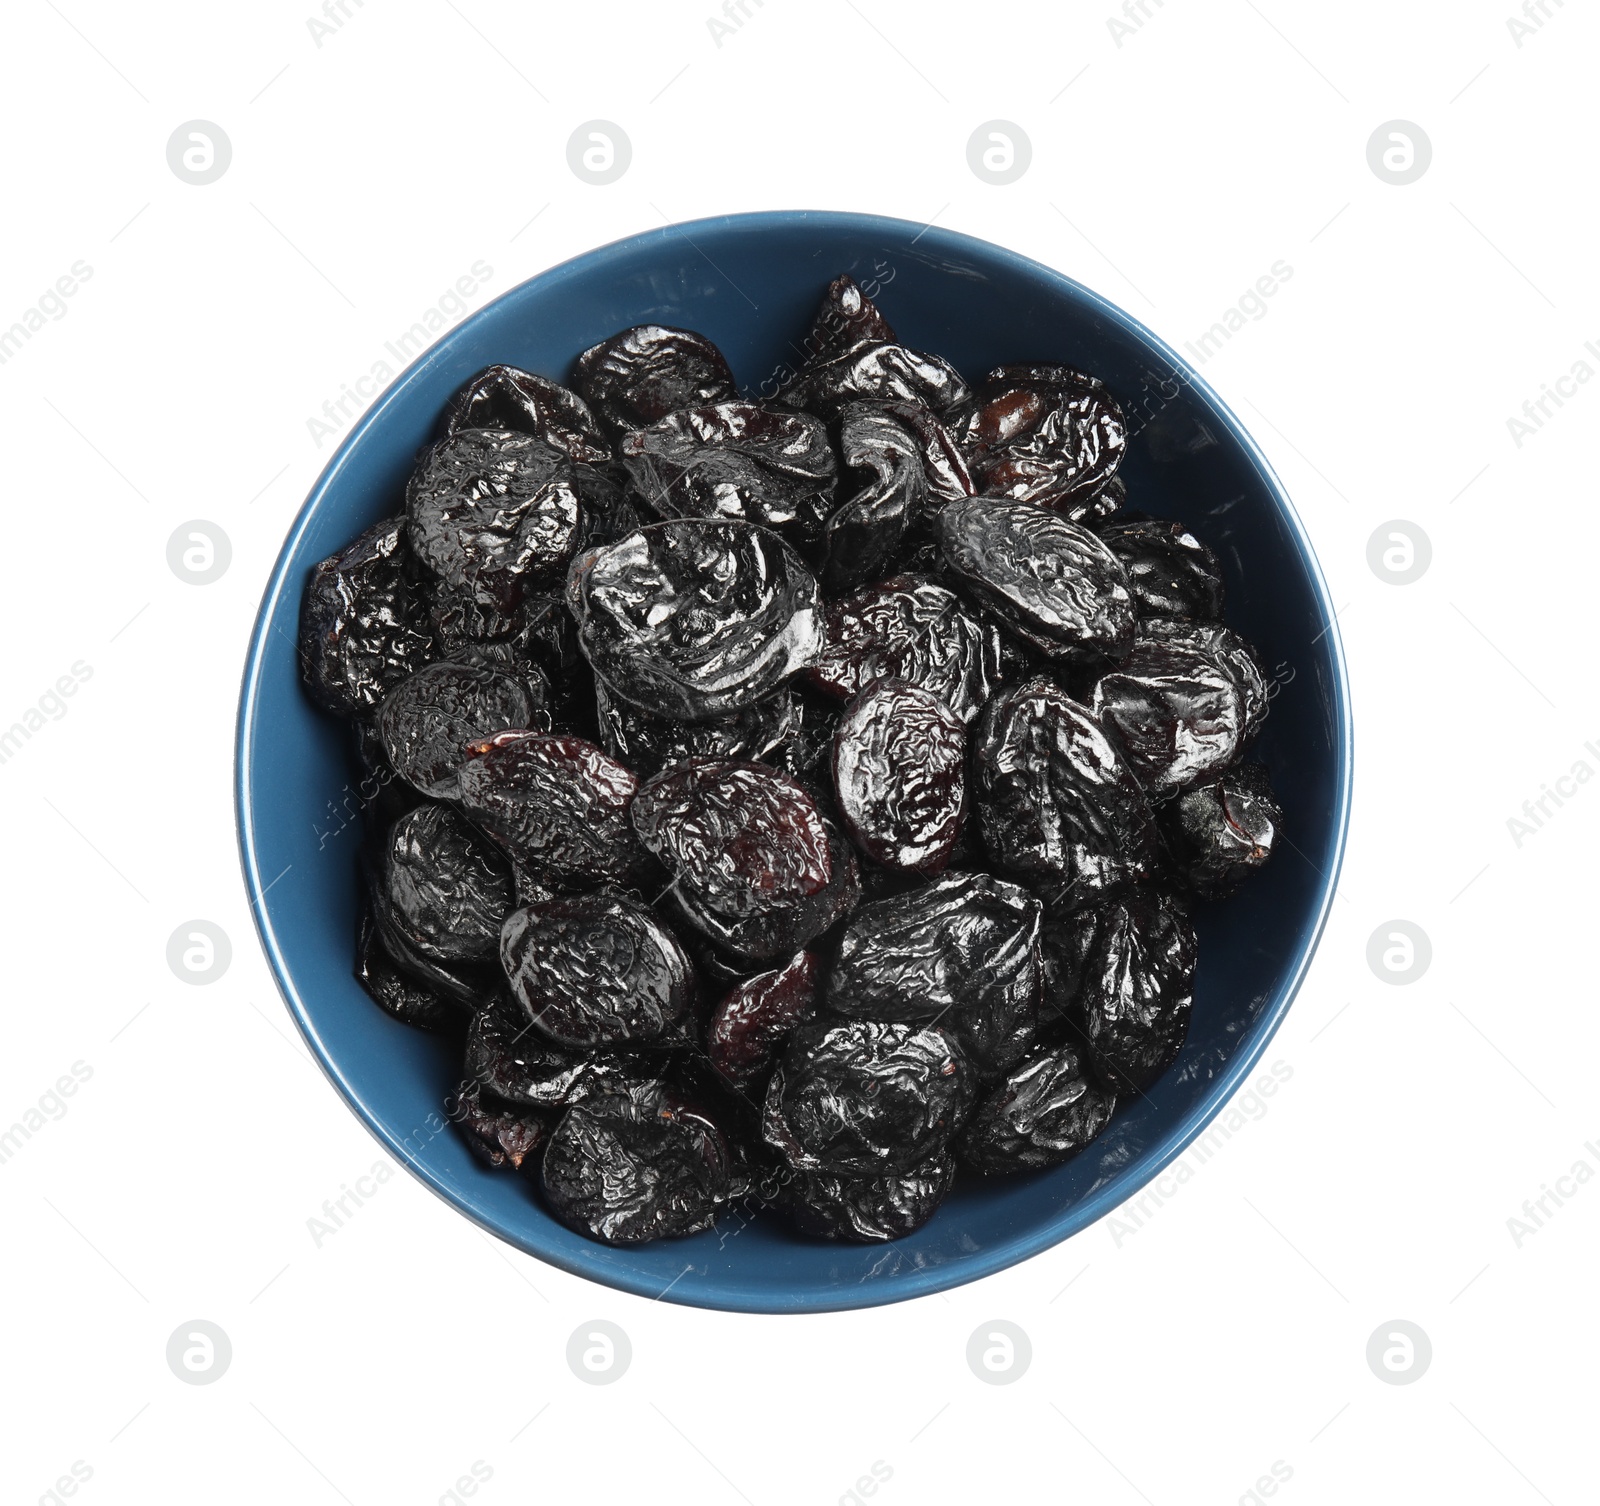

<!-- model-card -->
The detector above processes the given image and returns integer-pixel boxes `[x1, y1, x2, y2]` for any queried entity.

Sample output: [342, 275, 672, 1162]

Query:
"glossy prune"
[776, 1152, 954, 1242]
[374, 803, 513, 967]
[832, 681, 966, 873]
[444, 364, 610, 464]
[763, 1020, 974, 1175]
[802, 273, 897, 364]
[595, 679, 798, 782]
[973, 677, 1159, 905]
[465, 990, 652, 1109]
[871, 399, 975, 511]
[779, 340, 971, 418]
[567, 519, 822, 721]
[619, 402, 836, 532]
[449, 1081, 548, 1170]
[937, 496, 1136, 662]
[705, 951, 820, 1092]
[1141, 616, 1269, 743]
[501, 890, 697, 1049]
[355, 908, 460, 1031]
[573, 325, 738, 438]
[1100, 518, 1225, 621]
[1166, 761, 1282, 898]
[959, 363, 1126, 516]
[376, 660, 548, 799]
[457, 731, 645, 885]
[805, 575, 1002, 723]
[828, 871, 1041, 1077]
[956, 1042, 1114, 1175]
[299, 518, 436, 717]
[821, 404, 930, 592]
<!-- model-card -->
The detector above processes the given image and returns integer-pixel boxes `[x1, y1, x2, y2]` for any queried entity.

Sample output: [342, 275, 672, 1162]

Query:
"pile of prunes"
[298, 273, 1283, 1246]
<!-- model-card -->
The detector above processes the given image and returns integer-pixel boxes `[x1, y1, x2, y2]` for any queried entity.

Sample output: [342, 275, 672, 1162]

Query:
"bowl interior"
[237, 211, 1349, 1313]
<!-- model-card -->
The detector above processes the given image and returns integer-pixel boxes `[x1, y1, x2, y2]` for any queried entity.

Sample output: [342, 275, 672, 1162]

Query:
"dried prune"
[871, 399, 975, 511]
[775, 1152, 954, 1242]
[299, 518, 435, 717]
[973, 677, 1159, 904]
[573, 325, 738, 438]
[832, 681, 965, 873]
[1100, 518, 1224, 621]
[595, 679, 798, 782]
[802, 273, 897, 363]
[619, 402, 836, 532]
[374, 803, 513, 967]
[1141, 617, 1269, 743]
[444, 364, 610, 465]
[377, 660, 548, 799]
[501, 890, 696, 1049]
[956, 1042, 1114, 1175]
[457, 731, 645, 885]
[763, 1021, 973, 1174]
[805, 575, 1002, 724]
[567, 519, 822, 721]
[1166, 761, 1282, 898]
[828, 872, 1041, 1077]
[355, 908, 461, 1031]
[959, 363, 1126, 516]
[449, 1081, 548, 1170]
[821, 404, 930, 592]
[779, 340, 971, 418]
[466, 990, 652, 1109]
[705, 951, 819, 1092]
[937, 496, 1135, 662]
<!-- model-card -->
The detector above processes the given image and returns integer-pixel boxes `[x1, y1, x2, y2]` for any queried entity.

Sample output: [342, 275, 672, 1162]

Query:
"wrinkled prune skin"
[1166, 761, 1282, 898]
[1074, 888, 1196, 1094]
[706, 951, 820, 1092]
[803, 273, 897, 364]
[376, 660, 548, 799]
[567, 519, 822, 722]
[620, 402, 836, 532]
[822, 405, 930, 592]
[501, 890, 696, 1049]
[1090, 637, 1249, 798]
[457, 731, 645, 885]
[573, 325, 738, 438]
[833, 681, 966, 873]
[466, 990, 653, 1110]
[1100, 518, 1225, 621]
[444, 364, 611, 465]
[779, 340, 971, 419]
[805, 575, 1002, 724]
[956, 1043, 1115, 1175]
[959, 364, 1126, 516]
[595, 679, 798, 782]
[632, 760, 831, 919]
[299, 518, 436, 717]
[350, 718, 423, 829]
[449, 1081, 548, 1170]
[872, 400, 975, 511]
[1141, 617, 1269, 743]
[776, 1152, 954, 1242]
[406, 430, 581, 634]
[973, 678, 1159, 905]
[671, 817, 860, 964]
[763, 1021, 974, 1174]
[540, 1079, 732, 1243]
[828, 871, 1041, 1077]
[355, 908, 461, 1030]
[937, 497, 1136, 662]
[375, 803, 513, 966]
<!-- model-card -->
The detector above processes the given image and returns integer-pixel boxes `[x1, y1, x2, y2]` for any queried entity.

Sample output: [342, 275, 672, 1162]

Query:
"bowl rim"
[236, 208, 1353, 1314]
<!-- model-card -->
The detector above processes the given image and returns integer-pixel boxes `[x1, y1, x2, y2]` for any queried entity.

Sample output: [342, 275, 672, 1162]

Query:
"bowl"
[236, 210, 1352, 1314]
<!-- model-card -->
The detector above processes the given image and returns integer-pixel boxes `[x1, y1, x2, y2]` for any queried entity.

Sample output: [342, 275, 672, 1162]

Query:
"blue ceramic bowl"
[237, 211, 1351, 1313]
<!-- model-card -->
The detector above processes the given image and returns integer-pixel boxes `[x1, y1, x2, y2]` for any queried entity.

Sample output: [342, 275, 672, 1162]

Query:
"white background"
[1, 1, 1595, 1502]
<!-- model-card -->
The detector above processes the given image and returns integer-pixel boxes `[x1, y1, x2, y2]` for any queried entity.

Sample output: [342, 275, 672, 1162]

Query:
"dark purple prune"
[1090, 637, 1250, 798]
[775, 1152, 954, 1242]
[828, 871, 1041, 1078]
[457, 731, 645, 885]
[376, 660, 548, 799]
[568, 462, 652, 554]
[774, 687, 845, 781]
[444, 364, 611, 464]
[500, 890, 697, 1049]
[959, 363, 1126, 516]
[465, 990, 653, 1110]
[368, 888, 494, 1010]
[778, 340, 971, 418]
[595, 679, 798, 782]
[619, 402, 836, 532]
[355, 908, 461, 1030]
[448, 1081, 548, 1171]
[832, 681, 965, 873]
[762, 1021, 974, 1174]
[805, 575, 1002, 724]
[1099, 518, 1224, 621]
[1166, 761, 1283, 898]
[567, 519, 822, 722]
[349, 718, 423, 829]
[820, 404, 931, 592]
[802, 273, 897, 364]
[632, 760, 832, 920]
[706, 951, 819, 1092]
[871, 400, 975, 511]
[573, 325, 738, 438]
[374, 803, 513, 967]
[1141, 617, 1269, 743]
[539, 1079, 733, 1244]
[299, 518, 436, 717]
[955, 1042, 1115, 1175]
[973, 677, 1159, 905]
[406, 428, 581, 628]
[937, 496, 1136, 662]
